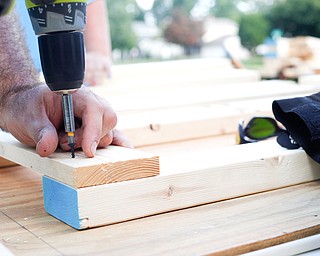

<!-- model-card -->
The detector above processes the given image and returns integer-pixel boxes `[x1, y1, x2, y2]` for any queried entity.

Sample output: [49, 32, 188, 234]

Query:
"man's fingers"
[80, 106, 104, 157]
[59, 88, 131, 157]
[73, 89, 117, 157]
[98, 131, 114, 148]
[111, 129, 134, 148]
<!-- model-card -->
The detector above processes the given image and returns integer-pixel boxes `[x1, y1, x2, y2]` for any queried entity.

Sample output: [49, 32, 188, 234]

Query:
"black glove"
[273, 92, 320, 163]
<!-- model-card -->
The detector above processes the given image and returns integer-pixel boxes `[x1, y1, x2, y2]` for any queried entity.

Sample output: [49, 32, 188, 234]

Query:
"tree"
[164, 8, 203, 55]
[238, 13, 269, 51]
[152, 0, 171, 25]
[266, 0, 320, 37]
[172, 0, 198, 13]
[152, 0, 197, 25]
[210, 0, 241, 21]
[106, 0, 137, 51]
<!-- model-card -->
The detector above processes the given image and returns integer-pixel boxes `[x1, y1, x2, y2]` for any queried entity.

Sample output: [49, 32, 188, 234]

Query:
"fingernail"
[91, 141, 98, 156]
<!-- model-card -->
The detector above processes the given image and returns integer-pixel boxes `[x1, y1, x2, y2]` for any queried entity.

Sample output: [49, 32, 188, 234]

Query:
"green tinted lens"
[246, 118, 277, 140]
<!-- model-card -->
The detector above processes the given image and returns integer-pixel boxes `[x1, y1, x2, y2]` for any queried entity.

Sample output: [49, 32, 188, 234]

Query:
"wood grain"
[1, 166, 319, 255]
[0, 157, 16, 168]
[43, 140, 320, 229]
[117, 104, 272, 147]
[0, 132, 159, 188]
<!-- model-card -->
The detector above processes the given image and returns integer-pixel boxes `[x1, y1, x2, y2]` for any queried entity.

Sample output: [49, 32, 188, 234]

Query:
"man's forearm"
[85, 0, 112, 56]
[0, 11, 40, 100]
[0, 11, 41, 129]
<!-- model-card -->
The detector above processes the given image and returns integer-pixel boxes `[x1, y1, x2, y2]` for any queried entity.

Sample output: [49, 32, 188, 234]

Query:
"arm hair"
[0, 10, 41, 128]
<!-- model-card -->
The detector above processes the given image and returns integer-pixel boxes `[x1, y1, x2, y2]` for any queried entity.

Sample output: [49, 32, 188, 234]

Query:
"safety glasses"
[236, 117, 286, 144]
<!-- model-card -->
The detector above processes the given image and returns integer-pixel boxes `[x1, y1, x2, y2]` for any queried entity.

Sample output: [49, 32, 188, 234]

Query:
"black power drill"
[25, 0, 88, 158]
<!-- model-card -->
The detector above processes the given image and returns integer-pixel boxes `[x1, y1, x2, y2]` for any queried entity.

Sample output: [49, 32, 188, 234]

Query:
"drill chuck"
[25, 1, 87, 92]
[38, 31, 85, 92]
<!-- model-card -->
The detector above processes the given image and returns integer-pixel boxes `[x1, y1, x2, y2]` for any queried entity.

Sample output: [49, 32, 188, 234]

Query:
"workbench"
[1, 58, 319, 255]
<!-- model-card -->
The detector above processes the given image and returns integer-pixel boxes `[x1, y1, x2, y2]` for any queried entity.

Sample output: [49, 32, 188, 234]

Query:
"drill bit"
[62, 94, 76, 158]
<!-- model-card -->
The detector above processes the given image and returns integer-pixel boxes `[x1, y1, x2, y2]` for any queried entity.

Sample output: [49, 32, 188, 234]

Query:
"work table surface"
[1, 59, 320, 255]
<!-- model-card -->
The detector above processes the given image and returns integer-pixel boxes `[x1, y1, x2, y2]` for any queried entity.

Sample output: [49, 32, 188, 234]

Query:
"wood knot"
[150, 123, 160, 131]
[166, 185, 174, 197]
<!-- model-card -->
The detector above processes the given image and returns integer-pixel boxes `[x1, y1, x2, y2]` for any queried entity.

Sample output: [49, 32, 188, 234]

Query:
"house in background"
[201, 16, 250, 60]
[127, 16, 250, 61]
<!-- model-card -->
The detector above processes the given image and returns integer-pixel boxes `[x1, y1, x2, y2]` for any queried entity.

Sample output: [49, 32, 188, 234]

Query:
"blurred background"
[107, 0, 320, 80]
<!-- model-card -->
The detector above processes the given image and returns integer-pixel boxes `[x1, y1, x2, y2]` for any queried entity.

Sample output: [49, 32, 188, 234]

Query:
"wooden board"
[98, 57, 260, 93]
[0, 212, 57, 256]
[114, 81, 320, 146]
[102, 69, 260, 94]
[0, 165, 319, 255]
[117, 104, 272, 147]
[42, 140, 320, 229]
[0, 157, 16, 168]
[0, 132, 159, 188]
[94, 80, 320, 113]
[298, 74, 320, 85]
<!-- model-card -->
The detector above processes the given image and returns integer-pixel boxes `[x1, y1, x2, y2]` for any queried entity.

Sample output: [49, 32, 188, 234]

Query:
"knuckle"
[109, 111, 118, 128]
[96, 102, 104, 115]
[99, 133, 113, 147]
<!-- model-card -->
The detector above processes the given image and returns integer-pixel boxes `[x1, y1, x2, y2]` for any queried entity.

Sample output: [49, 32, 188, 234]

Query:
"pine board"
[0, 132, 159, 188]
[101, 69, 260, 94]
[117, 104, 271, 147]
[97, 57, 259, 94]
[42, 140, 320, 229]
[94, 81, 320, 113]
[0, 166, 319, 255]
[0, 157, 16, 168]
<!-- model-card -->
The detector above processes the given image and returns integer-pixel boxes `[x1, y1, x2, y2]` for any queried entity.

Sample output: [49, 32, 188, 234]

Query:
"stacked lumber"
[298, 73, 320, 85]
[1, 131, 320, 231]
[111, 81, 320, 146]
[89, 58, 320, 146]
[0, 166, 319, 255]
[102, 57, 259, 93]
[0, 58, 319, 254]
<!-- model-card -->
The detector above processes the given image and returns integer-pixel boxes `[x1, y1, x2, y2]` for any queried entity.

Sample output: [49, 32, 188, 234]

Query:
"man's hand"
[0, 11, 130, 157]
[0, 84, 132, 157]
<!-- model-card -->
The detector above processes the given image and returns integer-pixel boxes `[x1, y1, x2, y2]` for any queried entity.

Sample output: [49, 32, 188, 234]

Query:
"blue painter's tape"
[42, 176, 81, 229]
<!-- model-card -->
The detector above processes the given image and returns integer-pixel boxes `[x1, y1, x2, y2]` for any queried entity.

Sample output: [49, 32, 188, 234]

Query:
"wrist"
[0, 83, 42, 131]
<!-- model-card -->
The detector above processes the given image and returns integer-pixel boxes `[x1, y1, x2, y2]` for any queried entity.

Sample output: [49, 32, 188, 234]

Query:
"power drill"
[25, 0, 87, 158]
[1, 0, 87, 157]
[25, 0, 88, 158]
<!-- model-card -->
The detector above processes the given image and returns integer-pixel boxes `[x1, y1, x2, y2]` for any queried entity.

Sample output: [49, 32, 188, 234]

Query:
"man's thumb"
[35, 126, 59, 157]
